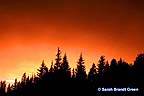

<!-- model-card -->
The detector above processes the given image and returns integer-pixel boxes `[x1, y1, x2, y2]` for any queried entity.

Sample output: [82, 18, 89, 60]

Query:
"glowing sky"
[0, 0, 144, 82]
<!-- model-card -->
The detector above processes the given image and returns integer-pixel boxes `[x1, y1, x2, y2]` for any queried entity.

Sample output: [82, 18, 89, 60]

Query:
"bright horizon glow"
[0, 44, 138, 84]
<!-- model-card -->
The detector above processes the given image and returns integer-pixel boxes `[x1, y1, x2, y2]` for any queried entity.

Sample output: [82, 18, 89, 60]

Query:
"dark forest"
[0, 48, 144, 96]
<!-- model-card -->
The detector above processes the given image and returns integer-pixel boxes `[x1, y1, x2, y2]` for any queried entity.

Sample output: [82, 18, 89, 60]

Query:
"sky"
[0, 0, 144, 83]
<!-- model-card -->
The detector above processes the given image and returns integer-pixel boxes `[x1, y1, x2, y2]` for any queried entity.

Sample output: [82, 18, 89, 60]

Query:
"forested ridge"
[0, 48, 144, 96]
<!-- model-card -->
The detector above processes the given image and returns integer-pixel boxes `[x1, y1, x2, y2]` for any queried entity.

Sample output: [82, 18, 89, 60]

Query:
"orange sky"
[0, 0, 144, 82]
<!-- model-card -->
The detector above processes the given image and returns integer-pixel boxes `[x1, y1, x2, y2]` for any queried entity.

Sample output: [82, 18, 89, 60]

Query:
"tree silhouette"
[109, 58, 117, 86]
[117, 58, 130, 87]
[76, 53, 87, 80]
[21, 73, 27, 85]
[53, 47, 62, 80]
[75, 53, 88, 95]
[88, 63, 97, 82]
[104, 61, 110, 75]
[88, 63, 97, 95]
[110, 58, 117, 72]
[0, 81, 6, 96]
[7, 84, 12, 96]
[97, 56, 105, 86]
[14, 78, 18, 91]
[134, 53, 144, 72]
[134, 53, 144, 88]
[60, 53, 71, 80]
[49, 60, 54, 73]
[49, 60, 54, 80]
[37, 60, 48, 79]
[54, 47, 62, 71]
[98, 56, 105, 76]
[103, 61, 110, 87]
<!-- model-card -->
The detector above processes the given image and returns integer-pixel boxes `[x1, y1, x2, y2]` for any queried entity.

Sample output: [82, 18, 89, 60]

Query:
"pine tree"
[30, 73, 36, 84]
[134, 53, 144, 71]
[14, 78, 18, 90]
[76, 53, 87, 80]
[134, 53, 144, 87]
[37, 60, 48, 79]
[54, 47, 62, 71]
[97, 56, 105, 87]
[110, 58, 117, 86]
[103, 61, 110, 87]
[21, 73, 27, 85]
[49, 60, 54, 73]
[49, 60, 54, 80]
[60, 53, 71, 79]
[61, 53, 69, 71]
[118, 58, 123, 65]
[110, 58, 117, 73]
[26, 76, 30, 85]
[98, 56, 105, 76]
[0, 81, 6, 96]
[7, 83, 12, 96]
[104, 61, 110, 74]
[88, 63, 97, 82]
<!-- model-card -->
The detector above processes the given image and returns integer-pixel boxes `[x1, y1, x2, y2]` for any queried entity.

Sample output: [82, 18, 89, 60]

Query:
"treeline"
[0, 48, 144, 96]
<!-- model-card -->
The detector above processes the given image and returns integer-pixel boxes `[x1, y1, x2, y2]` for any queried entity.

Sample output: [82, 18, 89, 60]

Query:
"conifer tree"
[134, 53, 144, 87]
[60, 53, 71, 79]
[103, 61, 110, 86]
[37, 60, 48, 79]
[0, 81, 6, 96]
[14, 78, 18, 90]
[21, 73, 27, 85]
[98, 56, 105, 76]
[109, 58, 117, 86]
[88, 63, 97, 82]
[54, 47, 62, 71]
[7, 84, 12, 96]
[104, 61, 110, 74]
[49, 60, 54, 73]
[76, 53, 87, 80]
[110, 58, 117, 73]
